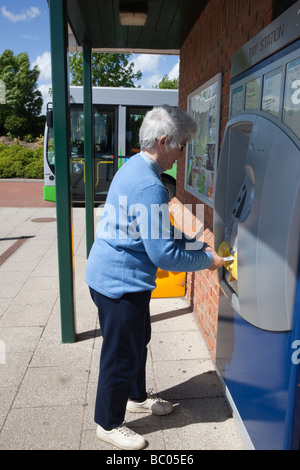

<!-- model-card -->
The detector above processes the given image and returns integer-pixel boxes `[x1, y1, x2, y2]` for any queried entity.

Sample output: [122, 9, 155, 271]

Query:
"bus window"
[47, 126, 55, 173]
[126, 106, 150, 156]
[93, 107, 115, 199]
[70, 107, 85, 200]
[70, 107, 84, 157]
[70, 106, 116, 201]
[94, 108, 114, 156]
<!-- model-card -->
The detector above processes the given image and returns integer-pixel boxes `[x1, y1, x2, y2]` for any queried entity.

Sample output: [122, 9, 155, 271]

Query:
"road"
[0, 180, 56, 207]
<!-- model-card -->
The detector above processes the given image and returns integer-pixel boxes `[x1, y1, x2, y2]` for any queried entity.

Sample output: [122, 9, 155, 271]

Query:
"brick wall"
[177, 0, 274, 358]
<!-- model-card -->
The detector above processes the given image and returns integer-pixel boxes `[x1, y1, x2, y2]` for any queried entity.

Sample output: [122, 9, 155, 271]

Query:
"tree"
[0, 50, 43, 138]
[69, 52, 142, 87]
[155, 74, 179, 90]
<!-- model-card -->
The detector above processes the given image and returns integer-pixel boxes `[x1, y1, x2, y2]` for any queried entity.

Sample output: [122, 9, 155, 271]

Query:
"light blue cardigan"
[85, 153, 213, 298]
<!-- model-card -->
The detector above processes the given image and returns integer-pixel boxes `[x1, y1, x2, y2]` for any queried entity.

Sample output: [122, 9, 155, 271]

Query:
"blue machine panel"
[214, 36, 300, 449]
[217, 292, 299, 449]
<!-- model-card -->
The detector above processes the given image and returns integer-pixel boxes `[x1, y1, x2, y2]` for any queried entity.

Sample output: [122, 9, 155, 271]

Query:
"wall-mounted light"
[119, 1, 148, 26]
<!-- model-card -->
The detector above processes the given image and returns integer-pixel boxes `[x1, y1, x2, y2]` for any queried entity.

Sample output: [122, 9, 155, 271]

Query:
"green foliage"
[69, 52, 142, 87]
[0, 144, 43, 179]
[0, 49, 43, 139]
[154, 74, 179, 90]
[23, 158, 43, 178]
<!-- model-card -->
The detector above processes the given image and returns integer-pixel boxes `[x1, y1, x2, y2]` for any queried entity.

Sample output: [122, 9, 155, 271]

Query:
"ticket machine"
[214, 3, 300, 449]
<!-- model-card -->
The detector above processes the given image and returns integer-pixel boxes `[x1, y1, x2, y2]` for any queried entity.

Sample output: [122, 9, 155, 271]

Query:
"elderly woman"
[85, 105, 223, 450]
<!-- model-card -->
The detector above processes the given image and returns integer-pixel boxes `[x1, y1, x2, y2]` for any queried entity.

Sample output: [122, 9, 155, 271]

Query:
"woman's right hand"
[204, 246, 224, 271]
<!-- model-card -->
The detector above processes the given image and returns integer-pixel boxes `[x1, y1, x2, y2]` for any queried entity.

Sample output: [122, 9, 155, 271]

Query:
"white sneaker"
[96, 424, 146, 450]
[127, 393, 174, 416]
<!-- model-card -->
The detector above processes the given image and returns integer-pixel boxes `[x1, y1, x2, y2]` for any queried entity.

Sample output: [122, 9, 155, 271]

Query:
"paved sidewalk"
[0, 206, 246, 450]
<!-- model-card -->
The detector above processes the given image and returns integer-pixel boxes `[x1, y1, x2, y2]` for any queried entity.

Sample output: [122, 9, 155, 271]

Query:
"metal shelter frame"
[47, 0, 208, 342]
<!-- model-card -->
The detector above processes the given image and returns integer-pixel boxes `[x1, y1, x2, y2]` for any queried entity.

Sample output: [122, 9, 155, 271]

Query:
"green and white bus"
[44, 86, 178, 203]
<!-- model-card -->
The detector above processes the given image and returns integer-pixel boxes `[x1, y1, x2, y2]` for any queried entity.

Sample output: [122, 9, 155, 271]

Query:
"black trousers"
[89, 287, 152, 429]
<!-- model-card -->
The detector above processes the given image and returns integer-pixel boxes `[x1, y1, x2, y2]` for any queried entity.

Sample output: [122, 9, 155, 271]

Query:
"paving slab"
[0, 205, 247, 451]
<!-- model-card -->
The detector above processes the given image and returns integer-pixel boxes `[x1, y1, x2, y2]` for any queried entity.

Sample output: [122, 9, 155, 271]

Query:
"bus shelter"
[47, 0, 207, 342]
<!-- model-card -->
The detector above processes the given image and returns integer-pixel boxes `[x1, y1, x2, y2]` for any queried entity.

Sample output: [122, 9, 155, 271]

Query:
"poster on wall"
[185, 73, 221, 206]
[262, 67, 283, 118]
[245, 77, 260, 110]
[283, 57, 300, 139]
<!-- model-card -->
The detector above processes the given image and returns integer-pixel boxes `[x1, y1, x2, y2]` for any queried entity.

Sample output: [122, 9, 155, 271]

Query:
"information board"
[185, 74, 221, 206]
[283, 57, 300, 139]
[262, 67, 283, 118]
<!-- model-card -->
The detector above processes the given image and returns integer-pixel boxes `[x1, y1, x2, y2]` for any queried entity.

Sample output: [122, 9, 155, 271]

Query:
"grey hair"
[139, 105, 197, 151]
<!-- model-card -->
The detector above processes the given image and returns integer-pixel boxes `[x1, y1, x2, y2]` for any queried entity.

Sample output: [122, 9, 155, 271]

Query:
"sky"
[0, 1, 179, 114]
